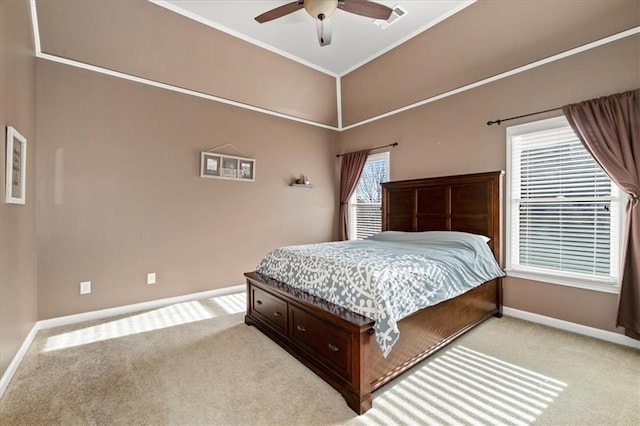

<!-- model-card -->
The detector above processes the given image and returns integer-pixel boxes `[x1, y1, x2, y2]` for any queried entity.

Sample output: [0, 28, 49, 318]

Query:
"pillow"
[366, 230, 491, 243]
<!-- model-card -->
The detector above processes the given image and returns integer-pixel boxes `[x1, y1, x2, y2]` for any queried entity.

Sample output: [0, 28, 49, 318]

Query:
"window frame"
[505, 116, 624, 294]
[348, 151, 390, 241]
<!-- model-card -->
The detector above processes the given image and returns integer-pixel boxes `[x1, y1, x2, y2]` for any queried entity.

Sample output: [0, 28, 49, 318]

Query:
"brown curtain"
[338, 150, 369, 241]
[562, 89, 640, 339]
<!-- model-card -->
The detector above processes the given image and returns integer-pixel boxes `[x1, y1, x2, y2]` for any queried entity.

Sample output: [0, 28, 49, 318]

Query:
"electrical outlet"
[80, 281, 91, 295]
[147, 273, 156, 285]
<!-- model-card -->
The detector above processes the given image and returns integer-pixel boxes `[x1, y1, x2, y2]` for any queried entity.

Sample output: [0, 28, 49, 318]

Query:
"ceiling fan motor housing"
[304, 0, 338, 20]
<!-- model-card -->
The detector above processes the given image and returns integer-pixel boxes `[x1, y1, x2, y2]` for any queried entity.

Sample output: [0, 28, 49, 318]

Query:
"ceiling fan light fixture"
[254, 0, 393, 48]
[304, 0, 338, 20]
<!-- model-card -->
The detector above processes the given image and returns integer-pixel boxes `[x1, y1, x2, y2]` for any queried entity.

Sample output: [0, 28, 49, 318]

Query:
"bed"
[244, 171, 504, 414]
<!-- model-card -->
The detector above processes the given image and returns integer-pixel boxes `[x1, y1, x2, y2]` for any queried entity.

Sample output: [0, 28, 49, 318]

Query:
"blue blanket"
[256, 231, 504, 357]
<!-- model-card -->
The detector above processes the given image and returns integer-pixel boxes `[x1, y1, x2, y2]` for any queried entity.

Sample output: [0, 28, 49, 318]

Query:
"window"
[349, 152, 389, 240]
[506, 116, 623, 292]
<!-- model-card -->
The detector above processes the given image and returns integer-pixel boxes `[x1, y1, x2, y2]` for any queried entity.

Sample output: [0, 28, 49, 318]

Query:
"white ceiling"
[156, 0, 473, 76]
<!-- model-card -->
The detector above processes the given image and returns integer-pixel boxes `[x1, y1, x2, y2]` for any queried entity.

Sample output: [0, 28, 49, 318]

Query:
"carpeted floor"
[1, 292, 638, 425]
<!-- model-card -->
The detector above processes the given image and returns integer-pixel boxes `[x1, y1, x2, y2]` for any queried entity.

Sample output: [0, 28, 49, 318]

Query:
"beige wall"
[338, 36, 640, 333]
[36, 0, 338, 127]
[341, 0, 639, 126]
[36, 60, 338, 319]
[0, 0, 38, 378]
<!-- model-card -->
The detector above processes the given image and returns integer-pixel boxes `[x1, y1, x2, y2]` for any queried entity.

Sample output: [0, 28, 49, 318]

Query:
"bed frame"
[244, 171, 504, 414]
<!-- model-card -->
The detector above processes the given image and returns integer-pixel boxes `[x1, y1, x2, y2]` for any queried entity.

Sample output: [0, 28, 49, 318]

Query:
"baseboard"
[0, 284, 245, 398]
[38, 284, 245, 330]
[0, 322, 40, 398]
[503, 307, 640, 349]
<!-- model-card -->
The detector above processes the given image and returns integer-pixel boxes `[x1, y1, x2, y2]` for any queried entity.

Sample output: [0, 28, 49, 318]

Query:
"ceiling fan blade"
[255, 1, 304, 23]
[316, 17, 332, 46]
[338, 0, 392, 20]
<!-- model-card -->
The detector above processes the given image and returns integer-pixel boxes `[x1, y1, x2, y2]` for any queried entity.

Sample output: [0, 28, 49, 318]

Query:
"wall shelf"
[290, 183, 315, 188]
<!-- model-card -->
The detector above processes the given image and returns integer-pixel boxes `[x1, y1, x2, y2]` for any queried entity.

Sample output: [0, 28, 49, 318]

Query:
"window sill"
[504, 269, 620, 294]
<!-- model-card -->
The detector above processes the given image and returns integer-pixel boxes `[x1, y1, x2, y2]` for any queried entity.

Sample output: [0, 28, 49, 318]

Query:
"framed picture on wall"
[5, 126, 27, 204]
[238, 159, 255, 181]
[200, 152, 255, 182]
[200, 153, 221, 177]
[221, 157, 238, 178]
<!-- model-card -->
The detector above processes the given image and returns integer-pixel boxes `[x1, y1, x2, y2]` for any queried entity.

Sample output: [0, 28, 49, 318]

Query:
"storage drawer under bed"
[289, 305, 352, 380]
[250, 286, 287, 335]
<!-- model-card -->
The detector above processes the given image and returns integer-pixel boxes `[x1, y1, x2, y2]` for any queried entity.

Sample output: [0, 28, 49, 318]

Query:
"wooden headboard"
[381, 171, 504, 265]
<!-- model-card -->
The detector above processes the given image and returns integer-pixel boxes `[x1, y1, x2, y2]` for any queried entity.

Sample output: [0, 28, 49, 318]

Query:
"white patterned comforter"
[255, 231, 504, 357]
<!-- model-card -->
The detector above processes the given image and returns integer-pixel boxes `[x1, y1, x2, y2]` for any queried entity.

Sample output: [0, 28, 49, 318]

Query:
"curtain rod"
[486, 106, 562, 126]
[336, 142, 398, 158]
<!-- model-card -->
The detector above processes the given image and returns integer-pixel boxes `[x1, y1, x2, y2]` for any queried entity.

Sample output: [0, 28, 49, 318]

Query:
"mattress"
[255, 231, 505, 356]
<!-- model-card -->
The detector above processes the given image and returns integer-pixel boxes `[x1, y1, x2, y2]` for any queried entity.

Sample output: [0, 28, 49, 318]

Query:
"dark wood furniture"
[245, 171, 504, 414]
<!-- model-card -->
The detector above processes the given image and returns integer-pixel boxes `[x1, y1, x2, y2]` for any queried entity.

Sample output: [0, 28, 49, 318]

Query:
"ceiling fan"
[255, 0, 393, 47]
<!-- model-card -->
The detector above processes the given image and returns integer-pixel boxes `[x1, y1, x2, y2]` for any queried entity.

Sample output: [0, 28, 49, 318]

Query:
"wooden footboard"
[244, 271, 501, 414]
[244, 272, 375, 413]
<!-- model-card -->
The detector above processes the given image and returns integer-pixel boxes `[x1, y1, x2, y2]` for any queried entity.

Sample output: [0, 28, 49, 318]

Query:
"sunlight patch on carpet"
[364, 345, 567, 425]
[43, 301, 216, 352]
[207, 292, 245, 314]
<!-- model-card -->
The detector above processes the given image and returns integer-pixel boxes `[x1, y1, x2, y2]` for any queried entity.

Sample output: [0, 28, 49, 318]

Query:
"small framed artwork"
[221, 157, 238, 178]
[5, 126, 27, 204]
[238, 159, 255, 181]
[200, 153, 221, 177]
[200, 152, 255, 182]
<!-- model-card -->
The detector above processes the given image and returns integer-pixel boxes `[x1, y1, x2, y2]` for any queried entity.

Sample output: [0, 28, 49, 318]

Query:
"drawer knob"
[328, 344, 339, 352]
[273, 311, 282, 317]
[256, 300, 263, 305]
[297, 324, 306, 332]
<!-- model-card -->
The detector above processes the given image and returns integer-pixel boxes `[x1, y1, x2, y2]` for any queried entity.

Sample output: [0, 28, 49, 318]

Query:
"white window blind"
[349, 152, 389, 240]
[507, 116, 621, 290]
